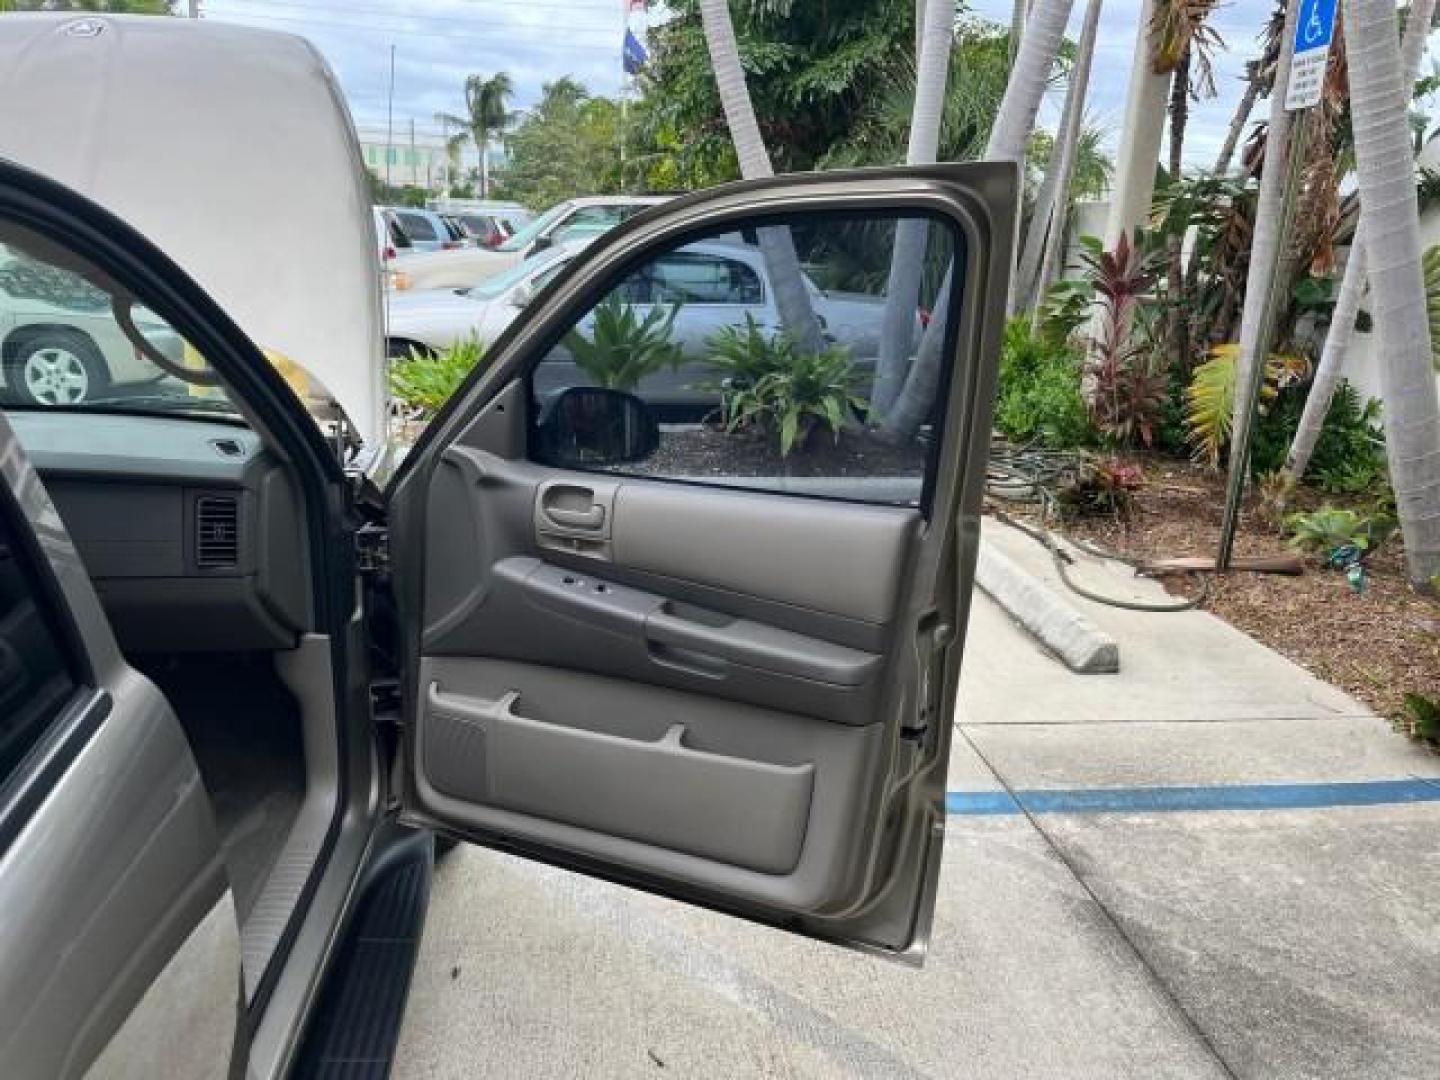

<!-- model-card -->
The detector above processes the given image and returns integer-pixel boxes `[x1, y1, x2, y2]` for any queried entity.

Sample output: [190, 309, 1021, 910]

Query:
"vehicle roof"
[0, 14, 386, 444]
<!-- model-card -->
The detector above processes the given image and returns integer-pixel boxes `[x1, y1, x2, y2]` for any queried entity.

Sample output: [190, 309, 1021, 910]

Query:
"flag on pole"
[622, 28, 647, 74]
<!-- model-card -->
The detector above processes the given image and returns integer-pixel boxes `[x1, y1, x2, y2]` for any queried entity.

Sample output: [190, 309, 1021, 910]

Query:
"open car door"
[387, 165, 1014, 958]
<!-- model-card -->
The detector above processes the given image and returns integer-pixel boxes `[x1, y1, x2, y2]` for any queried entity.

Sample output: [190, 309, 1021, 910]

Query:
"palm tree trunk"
[1015, 0, 1104, 317]
[479, 138, 490, 199]
[884, 0, 1076, 439]
[1325, 0, 1440, 586]
[698, 0, 825, 354]
[871, 0, 955, 417]
[1010, 0, 1027, 62]
[1287, 0, 1436, 481]
[1101, 0, 1174, 248]
[1165, 46, 1191, 371]
[1029, 0, 1104, 329]
[1213, 77, 1260, 176]
[1226, 0, 1300, 473]
[987, 0, 1075, 165]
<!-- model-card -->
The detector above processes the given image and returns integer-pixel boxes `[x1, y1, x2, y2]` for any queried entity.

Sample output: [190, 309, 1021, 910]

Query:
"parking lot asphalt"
[392, 540, 1440, 1079]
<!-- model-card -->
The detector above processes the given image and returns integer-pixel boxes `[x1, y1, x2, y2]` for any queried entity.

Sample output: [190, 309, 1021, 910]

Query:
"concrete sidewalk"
[393, 525, 1440, 1079]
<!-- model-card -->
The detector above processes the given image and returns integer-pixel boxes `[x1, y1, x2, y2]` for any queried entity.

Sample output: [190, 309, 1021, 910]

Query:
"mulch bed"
[634, 425, 927, 478]
[1001, 457, 1440, 723]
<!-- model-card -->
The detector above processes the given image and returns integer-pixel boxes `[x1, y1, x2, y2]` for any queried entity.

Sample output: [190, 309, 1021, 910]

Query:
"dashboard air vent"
[195, 495, 240, 569]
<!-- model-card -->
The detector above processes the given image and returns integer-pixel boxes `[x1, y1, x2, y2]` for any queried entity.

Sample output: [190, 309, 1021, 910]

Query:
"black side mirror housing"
[536, 387, 659, 469]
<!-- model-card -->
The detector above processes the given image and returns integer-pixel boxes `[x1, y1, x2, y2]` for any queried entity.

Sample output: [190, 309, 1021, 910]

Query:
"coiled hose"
[984, 442, 1211, 613]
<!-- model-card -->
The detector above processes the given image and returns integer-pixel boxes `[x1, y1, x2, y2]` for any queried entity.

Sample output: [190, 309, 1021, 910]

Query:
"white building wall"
[1342, 136, 1440, 406]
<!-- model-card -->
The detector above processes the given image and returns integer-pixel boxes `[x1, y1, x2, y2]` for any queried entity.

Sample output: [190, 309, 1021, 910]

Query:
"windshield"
[0, 238, 242, 419]
[495, 202, 574, 253]
[465, 248, 572, 300]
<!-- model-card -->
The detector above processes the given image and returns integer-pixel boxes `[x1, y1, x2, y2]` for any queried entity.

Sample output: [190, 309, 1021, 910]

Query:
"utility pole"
[385, 43, 396, 190]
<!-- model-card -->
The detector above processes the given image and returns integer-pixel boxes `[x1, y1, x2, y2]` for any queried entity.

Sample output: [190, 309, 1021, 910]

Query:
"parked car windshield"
[495, 202, 574, 252]
[0, 239, 243, 418]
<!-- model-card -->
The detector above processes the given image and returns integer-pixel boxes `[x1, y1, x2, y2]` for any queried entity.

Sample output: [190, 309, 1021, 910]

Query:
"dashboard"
[8, 411, 311, 653]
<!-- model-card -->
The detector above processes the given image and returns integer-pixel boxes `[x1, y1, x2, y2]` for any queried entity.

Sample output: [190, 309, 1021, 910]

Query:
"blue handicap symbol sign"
[1295, 0, 1338, 54]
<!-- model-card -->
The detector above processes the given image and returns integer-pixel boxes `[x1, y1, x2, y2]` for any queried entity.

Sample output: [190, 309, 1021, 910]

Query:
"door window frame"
[0, 458, 107, 857]
[392, 171, 1001, 524]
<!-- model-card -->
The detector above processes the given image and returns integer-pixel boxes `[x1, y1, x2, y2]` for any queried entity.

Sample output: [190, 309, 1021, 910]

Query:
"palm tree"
[1287, 0, 1436, 481]
[1154, 3, 1223, 369]
[987, 0, 1076, 164]
[436, 72, 514, 200]
[1323, 0, 1440, 586]
[696, 0, 825, 354]
[1213, 4, 1290, 177]
[884, 0, 1076, 438]
[1010, 0, 1028, 62]
[872, 0, 955, 417]
[1099, 0, 1174, 248]
[1225, 0, 1299, 480]
[1015, 0, 1104, 316]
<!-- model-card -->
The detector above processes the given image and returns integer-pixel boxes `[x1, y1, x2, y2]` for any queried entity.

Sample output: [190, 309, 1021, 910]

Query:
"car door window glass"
[651, 253, 763, 305]
[530, 212, 959, 508]
[0, 490, 80, 782]
[396, 211, 439, 243]
[0, 234, 240, 417]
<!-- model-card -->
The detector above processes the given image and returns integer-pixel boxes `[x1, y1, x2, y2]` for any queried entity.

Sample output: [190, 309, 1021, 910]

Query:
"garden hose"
[984, 441, 1211, 613]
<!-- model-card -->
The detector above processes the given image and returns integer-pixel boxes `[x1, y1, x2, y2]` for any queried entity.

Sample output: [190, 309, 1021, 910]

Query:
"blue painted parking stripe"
[945, 779, 1440, 816]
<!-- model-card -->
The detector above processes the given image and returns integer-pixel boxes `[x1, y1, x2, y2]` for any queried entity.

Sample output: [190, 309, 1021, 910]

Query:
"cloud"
[202, 0, 640, 139]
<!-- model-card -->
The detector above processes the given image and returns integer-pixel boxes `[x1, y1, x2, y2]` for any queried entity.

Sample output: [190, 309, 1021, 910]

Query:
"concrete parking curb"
[976, 540, 1120, 673]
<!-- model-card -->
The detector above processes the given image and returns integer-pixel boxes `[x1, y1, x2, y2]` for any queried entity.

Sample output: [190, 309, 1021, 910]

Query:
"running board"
[293, 830, 434, 1078]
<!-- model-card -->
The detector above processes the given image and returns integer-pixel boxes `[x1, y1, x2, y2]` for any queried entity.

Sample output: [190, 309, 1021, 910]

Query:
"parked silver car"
[387, 238, 919, 412]
[0, 13, 1009, 1080]
[0, 245, 186, 405]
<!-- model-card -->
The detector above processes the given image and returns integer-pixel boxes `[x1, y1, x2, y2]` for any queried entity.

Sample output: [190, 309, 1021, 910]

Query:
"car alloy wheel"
[22, 343, 91, 405]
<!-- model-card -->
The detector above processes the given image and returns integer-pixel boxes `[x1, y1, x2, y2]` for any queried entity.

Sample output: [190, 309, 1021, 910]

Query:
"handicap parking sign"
[1286, 0, 1339, 111]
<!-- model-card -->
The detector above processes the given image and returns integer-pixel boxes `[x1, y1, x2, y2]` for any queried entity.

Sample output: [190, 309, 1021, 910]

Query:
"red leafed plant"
[1055, 456, 1146, 519]
[1081, 231, 1167, 448]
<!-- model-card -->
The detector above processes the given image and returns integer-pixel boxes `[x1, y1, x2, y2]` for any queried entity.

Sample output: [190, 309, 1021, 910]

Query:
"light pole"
[385, 43, 396, 190]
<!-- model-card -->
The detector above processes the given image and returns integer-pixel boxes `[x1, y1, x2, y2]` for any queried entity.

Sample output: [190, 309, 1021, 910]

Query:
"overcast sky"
[196, 0, 1282, 169]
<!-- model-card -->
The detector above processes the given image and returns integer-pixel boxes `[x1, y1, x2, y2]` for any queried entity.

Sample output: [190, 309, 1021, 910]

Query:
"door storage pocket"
[424, 683, 815, 874]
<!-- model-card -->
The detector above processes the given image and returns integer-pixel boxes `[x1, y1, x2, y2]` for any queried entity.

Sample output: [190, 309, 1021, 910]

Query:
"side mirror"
[508, 285, 532, 309]
[530, 234, 553, 255]
[536, 387, 659, 469]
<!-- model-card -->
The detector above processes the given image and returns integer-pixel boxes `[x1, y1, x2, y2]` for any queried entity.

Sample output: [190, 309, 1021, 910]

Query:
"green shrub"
[1284, 505, 1396, 558]
[1034, 277, 1094, 349]
[564, 294, 684, 391]
[1399, 692, 1440, 744]
[705, 314, 787, 398]
[1253, 380, 1387, 492]
[993, 317, 1092, 448]
[704, 318, 865, 456]
[388, 338, 486, 415]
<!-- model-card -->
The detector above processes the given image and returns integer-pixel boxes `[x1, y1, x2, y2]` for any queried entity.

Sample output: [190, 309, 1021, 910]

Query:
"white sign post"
[1286, 0, 1340, 111]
